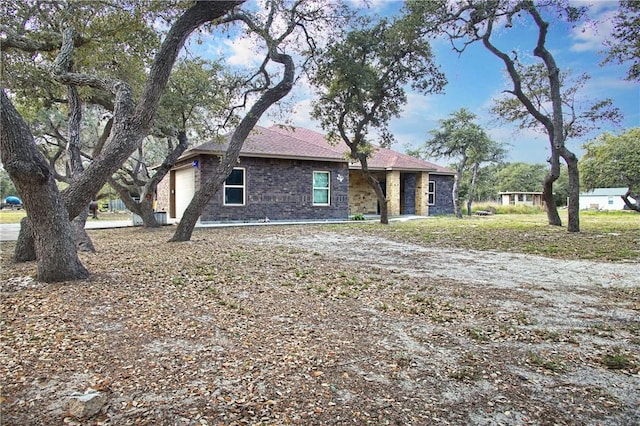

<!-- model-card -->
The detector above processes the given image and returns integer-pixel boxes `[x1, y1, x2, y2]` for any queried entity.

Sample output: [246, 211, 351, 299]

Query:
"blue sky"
[206, 0, 639, 166]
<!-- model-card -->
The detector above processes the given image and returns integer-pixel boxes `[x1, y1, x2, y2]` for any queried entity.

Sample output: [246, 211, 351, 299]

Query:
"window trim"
[223, 167, 246, 206]
[313, 171, 331, 206]
[428, 180, 436, 206]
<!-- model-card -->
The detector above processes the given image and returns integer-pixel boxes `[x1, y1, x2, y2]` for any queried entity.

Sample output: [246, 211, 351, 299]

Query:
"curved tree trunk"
[542, 173, 562, 226]
[481, 7, 577, 230]
[14, 217, 36, 262]
[622, 190, 639, 212]
[109, 177, 160, 228]
[72, 208, 96, 252]
[466, 162, 480, 216]
[452, 177, 462, 219]
[1, 90, 89, 282]
[561, 147, 580, 232]
[170, 51, 295, 242]
[452, 158, 466, 219]
[110, 132, 189, 228]
[359, 155, 388, 225]
[543, 150, 562, 226]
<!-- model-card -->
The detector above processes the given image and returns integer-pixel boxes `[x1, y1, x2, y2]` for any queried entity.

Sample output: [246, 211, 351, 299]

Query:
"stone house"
[156, 125, 454, 222]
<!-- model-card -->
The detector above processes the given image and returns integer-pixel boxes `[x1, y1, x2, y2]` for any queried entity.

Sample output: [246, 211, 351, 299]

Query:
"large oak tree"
[170, 0, 346, 241]
[404, 0, 622, 232]
[311, 15, 446, 224]
[1, 1, 243, 281]
[412, 108, 504, 218]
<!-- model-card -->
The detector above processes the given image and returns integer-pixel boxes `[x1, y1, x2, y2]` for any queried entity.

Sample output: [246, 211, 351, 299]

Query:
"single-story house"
[498, 191, 544, 207]
[579, 187, 630, 210]
[156, 125, 454, 222]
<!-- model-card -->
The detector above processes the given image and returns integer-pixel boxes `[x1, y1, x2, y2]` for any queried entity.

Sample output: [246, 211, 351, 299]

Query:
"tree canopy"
[311, 14, 445, 224]
[1, 0, 243, 281]
[603, 0, 640, 82]
[402, 0, 605, 231]
[414, 108, 503, 217]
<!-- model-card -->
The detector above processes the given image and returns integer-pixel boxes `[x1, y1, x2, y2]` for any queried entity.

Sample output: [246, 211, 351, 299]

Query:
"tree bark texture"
[13, 217, 36, 262]
[466, 162, 479, 216]
[72, 208, 96, 252]
[561, 147, 580, 232]
[622, 190, 640, 212]
[481, 5, 579, 231]
[452, 153, 467, 219]
[543, 145, 562, 226]
[1, 90, 89, 282]
[56, 1, 243, 221]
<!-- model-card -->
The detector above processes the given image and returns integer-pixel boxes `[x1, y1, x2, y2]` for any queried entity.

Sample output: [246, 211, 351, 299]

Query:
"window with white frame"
[428, 180, 436, 205]
[313, 171, 330, 205]
[224, 168, 245, 205]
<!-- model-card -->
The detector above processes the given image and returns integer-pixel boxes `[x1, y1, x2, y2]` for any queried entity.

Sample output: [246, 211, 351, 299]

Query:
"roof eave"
[177, 150, 346, 164]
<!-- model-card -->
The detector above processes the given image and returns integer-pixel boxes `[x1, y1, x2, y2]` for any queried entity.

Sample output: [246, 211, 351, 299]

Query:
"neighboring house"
[579, 187, 630, 210]
[156, 125, 454, 222]
[498, 191, 544, 207]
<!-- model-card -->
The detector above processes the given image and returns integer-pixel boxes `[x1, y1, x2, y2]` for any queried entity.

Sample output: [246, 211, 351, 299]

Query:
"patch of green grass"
[600, 348, 635, 370]
[473, 204, 545, 215]
[526, 351, 564, 372]
[171, 276, 186, 287]
[351, 211, 639, 262]
[0, 209, 27, 224]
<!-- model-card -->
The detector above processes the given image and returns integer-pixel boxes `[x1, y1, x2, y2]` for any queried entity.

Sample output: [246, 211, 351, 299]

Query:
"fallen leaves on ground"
[1, 225, 638, 425]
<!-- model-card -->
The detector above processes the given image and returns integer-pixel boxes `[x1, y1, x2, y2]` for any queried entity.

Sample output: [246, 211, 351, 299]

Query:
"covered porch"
[348, 170, 432, 216]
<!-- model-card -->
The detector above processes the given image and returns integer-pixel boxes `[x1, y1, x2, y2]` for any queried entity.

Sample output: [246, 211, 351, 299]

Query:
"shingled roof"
[184, 125, 452, 174]
[267, 126, 452, 174]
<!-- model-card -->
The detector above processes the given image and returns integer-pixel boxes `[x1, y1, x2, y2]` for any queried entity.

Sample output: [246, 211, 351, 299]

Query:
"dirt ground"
[1, 224, 638, 425]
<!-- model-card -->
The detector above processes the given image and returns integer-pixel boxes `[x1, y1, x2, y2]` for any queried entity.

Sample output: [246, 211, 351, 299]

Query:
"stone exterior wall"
[415, 172, 429, 216]
[386, 170, 401, 216]
[156, 173, 170, 213]
[348, 171, 378, 214]
[199, 155, 349, 222]
[429, 174, 455, 215]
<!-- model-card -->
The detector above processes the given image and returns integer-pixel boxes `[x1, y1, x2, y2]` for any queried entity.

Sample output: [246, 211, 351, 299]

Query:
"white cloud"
[570, 9, 616, 53]
[224, 37, 264, 67]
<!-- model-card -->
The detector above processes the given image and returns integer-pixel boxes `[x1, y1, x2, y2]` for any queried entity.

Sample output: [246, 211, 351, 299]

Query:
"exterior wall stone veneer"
[155, 173, 171, 213]
[348, 171, 378, 214]
[415, 172, 429, 216]
[386, 170, 401, 216]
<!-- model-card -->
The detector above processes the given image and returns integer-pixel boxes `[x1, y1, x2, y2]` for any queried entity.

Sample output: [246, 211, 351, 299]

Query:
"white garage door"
[174, 167, 195, 219]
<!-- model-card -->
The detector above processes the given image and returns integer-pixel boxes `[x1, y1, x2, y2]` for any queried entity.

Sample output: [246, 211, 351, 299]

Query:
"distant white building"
[579, 187, 629, 210]
[498, 191, 544, 207]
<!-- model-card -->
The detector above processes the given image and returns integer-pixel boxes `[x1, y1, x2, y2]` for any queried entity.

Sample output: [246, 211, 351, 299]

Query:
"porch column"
[386, 170, 401, 216]
[415, 171, 429, 216]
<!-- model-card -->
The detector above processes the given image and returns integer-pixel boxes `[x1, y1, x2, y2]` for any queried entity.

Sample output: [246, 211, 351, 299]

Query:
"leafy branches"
[311, 14, 446, 224]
